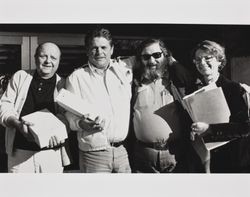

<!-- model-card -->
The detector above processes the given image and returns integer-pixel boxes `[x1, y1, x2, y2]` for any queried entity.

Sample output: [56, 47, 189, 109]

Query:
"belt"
[110, 141, 124, 147]
[137, 140, 169, 150]
[16, 145, 63, 152]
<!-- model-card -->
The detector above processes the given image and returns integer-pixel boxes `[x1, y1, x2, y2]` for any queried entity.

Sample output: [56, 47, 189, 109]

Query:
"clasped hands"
[78, 114, 105, 133]
[190, 122, 209, 141]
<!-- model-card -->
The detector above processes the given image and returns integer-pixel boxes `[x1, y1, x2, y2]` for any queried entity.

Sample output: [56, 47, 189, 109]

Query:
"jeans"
[79, 145, 131, 173]
[8, 148, 63, 173]
[133, 141, 176, 173]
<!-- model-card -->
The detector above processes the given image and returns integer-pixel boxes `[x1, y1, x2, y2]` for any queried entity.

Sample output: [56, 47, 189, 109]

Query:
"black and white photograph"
[1, 0, 250, 197]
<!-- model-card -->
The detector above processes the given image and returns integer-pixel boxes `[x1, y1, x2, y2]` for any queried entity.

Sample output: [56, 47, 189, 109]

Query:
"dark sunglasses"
[141, 52, 163, 61]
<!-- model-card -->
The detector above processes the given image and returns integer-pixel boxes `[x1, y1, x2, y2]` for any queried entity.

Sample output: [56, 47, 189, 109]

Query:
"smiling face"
[140, 42, 167, 82]
[87, 37, 114, 70]
[194, 49, 221, 81]
[141, 43, 165, 71]
[35, 43, 61, 79]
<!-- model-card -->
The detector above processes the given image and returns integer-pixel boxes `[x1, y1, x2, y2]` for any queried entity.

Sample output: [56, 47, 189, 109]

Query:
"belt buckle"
[110, 141, 122, 147]
[154, 141, 167, 150]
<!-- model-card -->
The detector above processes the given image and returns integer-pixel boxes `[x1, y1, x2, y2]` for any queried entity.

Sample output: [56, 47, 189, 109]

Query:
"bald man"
[0, 42, 71, 173]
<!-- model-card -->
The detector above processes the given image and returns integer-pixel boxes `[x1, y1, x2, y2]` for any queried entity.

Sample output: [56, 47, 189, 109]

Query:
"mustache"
[140, 66, 164, 84]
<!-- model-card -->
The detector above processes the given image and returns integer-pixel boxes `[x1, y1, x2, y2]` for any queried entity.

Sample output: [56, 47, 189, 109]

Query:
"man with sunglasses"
[130, 38, 196, 173]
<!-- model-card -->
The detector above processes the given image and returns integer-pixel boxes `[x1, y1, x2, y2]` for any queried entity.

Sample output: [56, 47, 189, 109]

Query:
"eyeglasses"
[193, 55, 214, 64]
[141, 52, 163, 61]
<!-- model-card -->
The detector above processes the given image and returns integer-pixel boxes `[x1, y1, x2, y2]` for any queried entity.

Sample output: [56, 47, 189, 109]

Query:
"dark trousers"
[133, 141, 177, 173]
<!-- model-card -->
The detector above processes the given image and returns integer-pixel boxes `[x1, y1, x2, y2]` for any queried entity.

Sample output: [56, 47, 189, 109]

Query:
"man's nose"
[198, 58, 207, 66]
[148, 56, 156, 63]
[45, 56, 51, 63]
[96, 47, 102, 54]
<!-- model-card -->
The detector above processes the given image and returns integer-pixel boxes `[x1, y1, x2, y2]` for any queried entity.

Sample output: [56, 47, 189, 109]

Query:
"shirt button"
[38, 88, 42, 91]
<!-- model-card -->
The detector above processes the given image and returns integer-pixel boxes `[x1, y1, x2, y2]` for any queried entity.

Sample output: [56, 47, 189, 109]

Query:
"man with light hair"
[0, 42, 71, 173]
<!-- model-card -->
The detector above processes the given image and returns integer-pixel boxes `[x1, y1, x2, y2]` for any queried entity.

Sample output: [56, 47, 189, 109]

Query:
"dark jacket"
[204, 75, 250, 172]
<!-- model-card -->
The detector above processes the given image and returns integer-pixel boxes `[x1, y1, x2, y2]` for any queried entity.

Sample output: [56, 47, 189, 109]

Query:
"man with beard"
[131, 38, 196, 173]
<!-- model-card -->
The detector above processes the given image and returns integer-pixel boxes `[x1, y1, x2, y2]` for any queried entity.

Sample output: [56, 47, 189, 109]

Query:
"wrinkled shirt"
[65, 59, 132, 151]
[133, 79, 180, 142]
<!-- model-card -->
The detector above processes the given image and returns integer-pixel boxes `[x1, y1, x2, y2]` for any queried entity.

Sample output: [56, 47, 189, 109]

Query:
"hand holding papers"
[21, 109, 68, 148]
[78, 115, 106, 133]
[55, 89, 105, 133]
[55, 89, 99, 121]
[181, 84, 231, 160]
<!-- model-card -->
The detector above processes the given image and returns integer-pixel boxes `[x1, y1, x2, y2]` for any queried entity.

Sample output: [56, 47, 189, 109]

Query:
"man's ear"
[85, 48, 90, 57]
[167, 56, 177, 67]
[162, 56, 170, 66]
[34, 55, 38, 66]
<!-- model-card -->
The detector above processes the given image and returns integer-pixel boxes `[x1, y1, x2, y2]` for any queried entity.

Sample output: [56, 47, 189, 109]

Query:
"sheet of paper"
[191, 135, 210, 162]
[183, 87, 231, 151]
[55, 88, 99, 120]
[205, 141, 230, 151]
[184, 87, 230, 123]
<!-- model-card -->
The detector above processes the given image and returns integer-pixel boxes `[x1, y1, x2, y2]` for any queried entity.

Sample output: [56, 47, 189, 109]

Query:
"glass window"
[58, 45, 87, 78]
[0, 44, 21, 75]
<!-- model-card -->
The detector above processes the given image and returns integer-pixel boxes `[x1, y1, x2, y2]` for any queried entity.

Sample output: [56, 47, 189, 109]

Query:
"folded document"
[55, 88, 99, 120]
[182, 86, 231, 154]
[21, 109, 68, 148]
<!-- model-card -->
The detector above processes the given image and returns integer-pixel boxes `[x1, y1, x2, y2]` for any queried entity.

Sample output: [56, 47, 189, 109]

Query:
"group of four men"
[1, 27, 248, 173]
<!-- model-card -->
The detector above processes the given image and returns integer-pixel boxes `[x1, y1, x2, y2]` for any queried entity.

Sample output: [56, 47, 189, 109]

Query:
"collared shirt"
[134, 79, 174, 111]
[65, 59, 132, 151]
[133, 78, 182, 143]
[20, 71, 56, 117]
[0, 70, 71, 166]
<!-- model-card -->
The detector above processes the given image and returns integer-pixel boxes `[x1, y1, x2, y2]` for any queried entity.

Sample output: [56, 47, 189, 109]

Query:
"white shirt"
[133, 79, 179, 143]
[65, 59, 132, 151]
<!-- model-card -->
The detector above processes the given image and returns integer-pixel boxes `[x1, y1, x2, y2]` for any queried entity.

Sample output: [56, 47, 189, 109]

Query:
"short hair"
[34, 42, 61, 58]
[85, 28, 113, 49]
[136, 38, 172, 60]
[192, 40, 226, 71]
